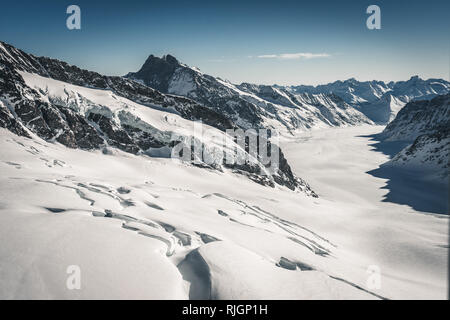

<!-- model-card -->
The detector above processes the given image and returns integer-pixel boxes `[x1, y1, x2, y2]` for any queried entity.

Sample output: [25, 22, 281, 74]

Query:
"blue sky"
[1, 0, 449, 85]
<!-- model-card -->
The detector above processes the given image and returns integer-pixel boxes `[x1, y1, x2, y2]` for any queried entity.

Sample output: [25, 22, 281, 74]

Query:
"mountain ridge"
[0, 41, 315, 194]
[286, 75, 450, 123]
[126, 53, 449, 129]
[126, 54, 375, 132]
[379, 94, 450, 178]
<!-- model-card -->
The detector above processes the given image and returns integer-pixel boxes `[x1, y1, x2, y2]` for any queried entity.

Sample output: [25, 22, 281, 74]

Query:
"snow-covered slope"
[380, 94, 450, 177]
[1, 125, 447, 299]
[0, 128, 381, 299]
[0, 42, 234, 131]
[238, 84, 373, 131]
[1, 41, 448, 300]
[286, 76, 450, 124]
[382, 94, 450, 141]
[0, 41, 313, 192]
[126, 55, 373, 133]
[356, 94, 406, 123]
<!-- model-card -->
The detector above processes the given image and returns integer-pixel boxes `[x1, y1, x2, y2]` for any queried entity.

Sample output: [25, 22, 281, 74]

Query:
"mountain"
[2, 41, 448, 190]
[1, 42, 447, 300]
[127, 54, 263, 129]
[286, 76, 450, 124]
[126, 55, 374, 133]
[380, 94, 450, 177]
[355, 94, 405, 123]
[237, 83, 373, 130]
[0, 41, 315, 194]
[287, 78, 391, 105]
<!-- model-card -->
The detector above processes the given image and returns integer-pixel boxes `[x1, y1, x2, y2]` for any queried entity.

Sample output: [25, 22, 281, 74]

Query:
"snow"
[388, 95, 406, 121]
[18, 71, 184, 138]
[2, 42, 449, 300]
[0, 42, 17, 63]
[385, 134, 450, 180]
[17, 71, 261, 170]
[0, 123, 447, 299]
[281, 125, 448, 299]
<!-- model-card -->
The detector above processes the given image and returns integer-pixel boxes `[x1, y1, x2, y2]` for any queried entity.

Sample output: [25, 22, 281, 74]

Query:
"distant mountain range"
[285, 76, 450, 123]
[126, 54, 373, 132]
[126, 54, 449, 129]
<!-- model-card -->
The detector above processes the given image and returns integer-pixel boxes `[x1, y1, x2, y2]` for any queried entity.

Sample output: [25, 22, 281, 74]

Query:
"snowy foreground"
[0, 125, 447, 299]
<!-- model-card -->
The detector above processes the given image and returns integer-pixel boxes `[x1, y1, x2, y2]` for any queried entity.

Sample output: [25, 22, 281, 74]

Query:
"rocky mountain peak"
[162, 54, 180, 65]
[141, 54, 180, 68]
[129, 54, 182, 92]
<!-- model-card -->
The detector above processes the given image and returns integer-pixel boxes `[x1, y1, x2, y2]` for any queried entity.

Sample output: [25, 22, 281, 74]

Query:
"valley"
[0, 41, 448, 300]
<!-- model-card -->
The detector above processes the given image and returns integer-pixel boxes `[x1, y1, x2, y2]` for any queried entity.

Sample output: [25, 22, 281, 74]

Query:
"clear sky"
[1, 0, 449, 85]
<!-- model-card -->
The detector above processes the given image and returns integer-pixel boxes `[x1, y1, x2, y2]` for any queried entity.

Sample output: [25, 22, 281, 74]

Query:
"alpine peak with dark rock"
[126, 54, 181, 92]
[0, 41, 315, 195]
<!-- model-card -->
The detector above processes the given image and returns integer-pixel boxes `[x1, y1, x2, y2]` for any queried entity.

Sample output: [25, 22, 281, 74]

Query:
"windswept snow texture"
[0, 42, 448, 300]
[0, 126, 447, 299]
[0, 130, 365, 299]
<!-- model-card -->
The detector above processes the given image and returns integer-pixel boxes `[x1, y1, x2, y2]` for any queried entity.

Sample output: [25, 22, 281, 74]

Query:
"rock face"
[388, 128, 449, 177]
[126, 54, 180, 93]
[0, 42, 234, 132]
[380, 94, 450, 177]
[125, 54, 448, 130]
[286, 76, 450, 124]
[382, 94, 450, 141]
[0, 41, 315, 195]
[126, 55, 374, 131]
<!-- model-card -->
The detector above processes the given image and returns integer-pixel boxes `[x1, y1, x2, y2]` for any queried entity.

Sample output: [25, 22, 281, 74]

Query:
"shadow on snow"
[359, 133, 449, 215]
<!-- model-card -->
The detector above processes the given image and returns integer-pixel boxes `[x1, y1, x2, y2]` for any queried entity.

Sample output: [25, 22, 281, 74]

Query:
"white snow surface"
[17, 71, 265, 173]
[0, 125, 447, 299]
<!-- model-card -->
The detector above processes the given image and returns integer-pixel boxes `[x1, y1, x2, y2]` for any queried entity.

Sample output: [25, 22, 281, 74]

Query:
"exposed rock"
[380, 94, 450, 177]
[0, 41, 317, 194]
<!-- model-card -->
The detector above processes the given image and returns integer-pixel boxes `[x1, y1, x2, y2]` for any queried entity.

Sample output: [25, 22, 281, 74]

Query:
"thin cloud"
[256, 53, 331, 60]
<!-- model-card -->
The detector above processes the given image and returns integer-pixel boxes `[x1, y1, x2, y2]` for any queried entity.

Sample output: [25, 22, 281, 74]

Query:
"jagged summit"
[287, 75, 450, 123]
[142, 54, 180, 68]
[127, 54, 181, 92]
[0, 41, 316, 193]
